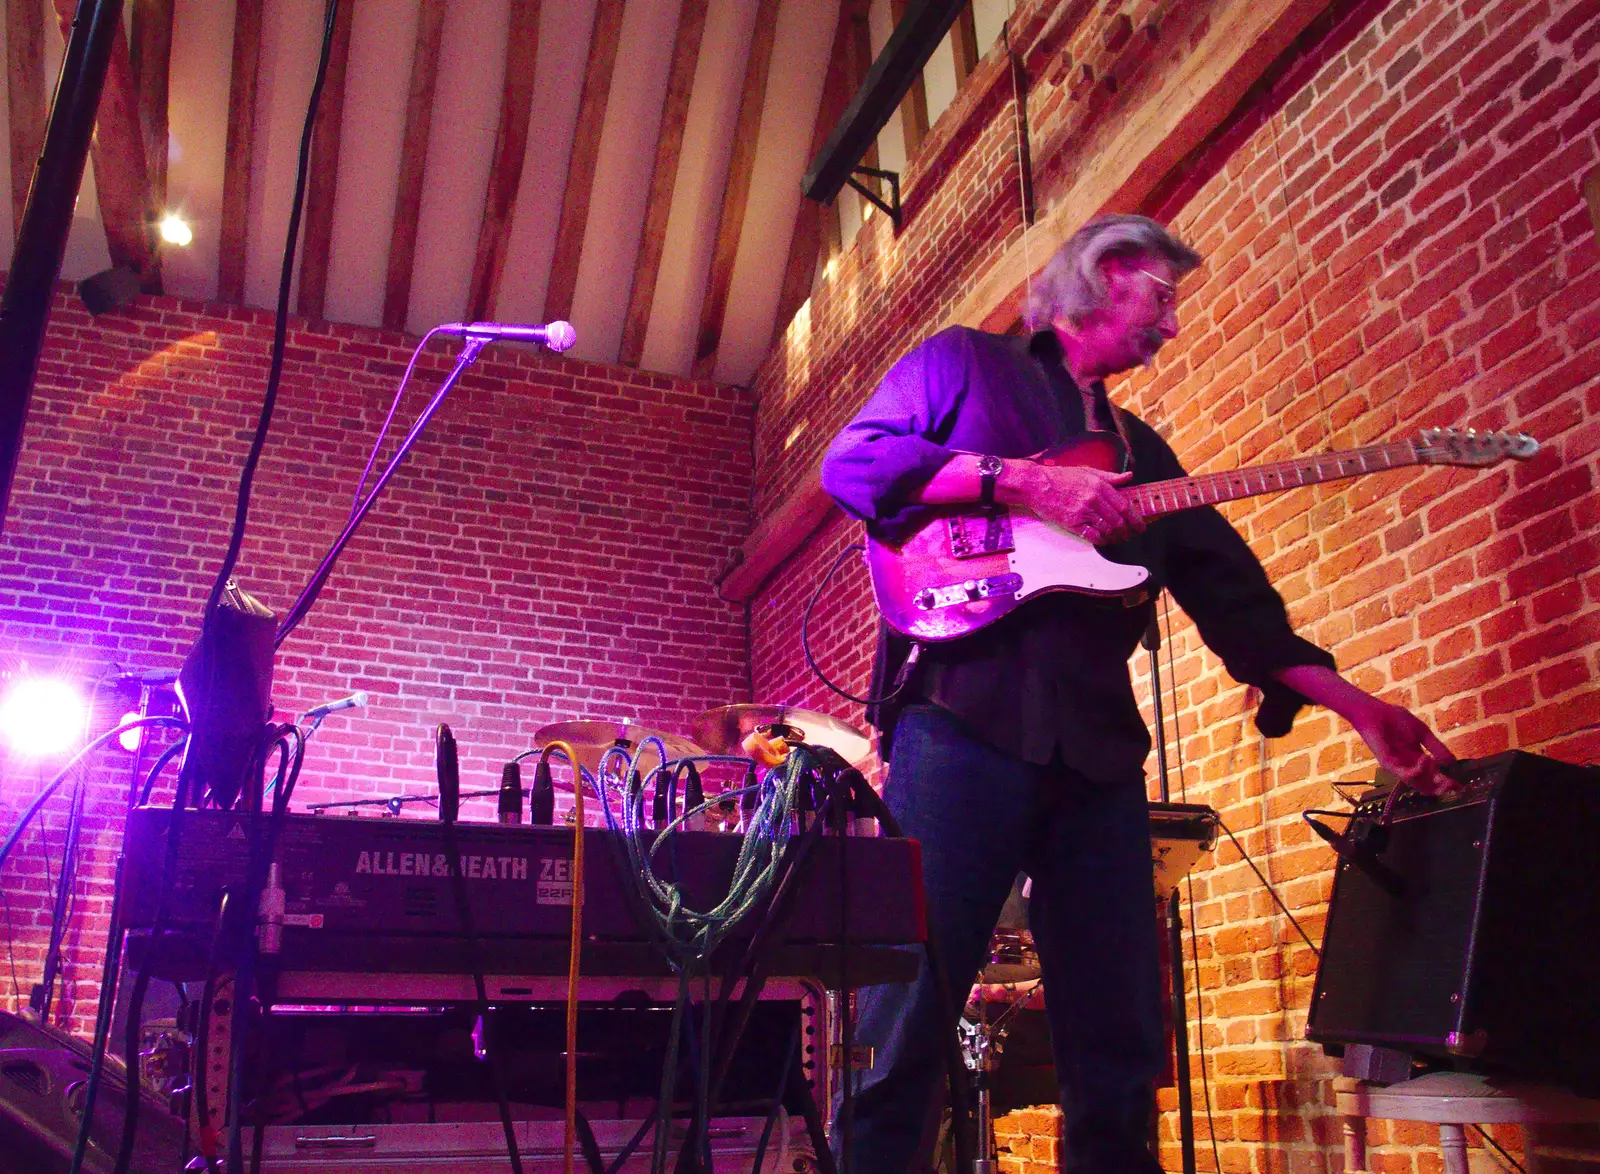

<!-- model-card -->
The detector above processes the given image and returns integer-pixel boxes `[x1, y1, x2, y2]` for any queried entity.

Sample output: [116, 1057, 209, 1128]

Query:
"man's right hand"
[1000, 460, 1144, 545]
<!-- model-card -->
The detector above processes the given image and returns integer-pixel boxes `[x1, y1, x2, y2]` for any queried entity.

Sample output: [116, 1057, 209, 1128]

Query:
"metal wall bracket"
[846, 166, 902, 229]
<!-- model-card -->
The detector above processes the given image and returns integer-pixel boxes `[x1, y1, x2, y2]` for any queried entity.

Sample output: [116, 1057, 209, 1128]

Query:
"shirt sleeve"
[1135, 422, 1336, 737]
[820, 327, 973, 538]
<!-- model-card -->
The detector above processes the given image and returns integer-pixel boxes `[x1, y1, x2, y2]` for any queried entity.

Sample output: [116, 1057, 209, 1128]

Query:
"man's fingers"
[1421, 727, 1456, 763]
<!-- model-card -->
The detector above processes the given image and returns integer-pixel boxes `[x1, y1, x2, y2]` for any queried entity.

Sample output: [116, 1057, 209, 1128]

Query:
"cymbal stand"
[1144, 611, 1197, 1174]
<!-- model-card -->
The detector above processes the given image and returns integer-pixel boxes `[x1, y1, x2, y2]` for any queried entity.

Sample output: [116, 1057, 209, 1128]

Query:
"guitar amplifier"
[1306, 750, 1600, 1092]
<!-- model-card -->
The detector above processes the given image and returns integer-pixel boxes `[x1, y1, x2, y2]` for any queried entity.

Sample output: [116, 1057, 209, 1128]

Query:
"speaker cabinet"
[1306, 751, 1600, 1093]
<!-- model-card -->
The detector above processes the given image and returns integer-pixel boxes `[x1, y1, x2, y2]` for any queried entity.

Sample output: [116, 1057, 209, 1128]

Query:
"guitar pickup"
[947, 510, 1015, 558]
[914, 574, 1024, 611]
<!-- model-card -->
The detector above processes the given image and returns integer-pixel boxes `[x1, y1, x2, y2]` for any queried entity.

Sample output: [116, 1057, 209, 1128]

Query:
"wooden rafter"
[5, 0, 45, 238]
[465, 0, 539, 323]
[295, 0, 355, 320]
[49, 0, 155, 281]
[131, 0, 174, 232]
[770, 0, 853, 345]
[382, 0, 446, 331]
[689, 0, 781, 379]
[835, 0, 880, 212]
[889, 0, 929, 158]
[950, 2, 979, 85]
[616, 0, 709, 367]
[542, 0, 626, 324]
[218, 0, 263, 304]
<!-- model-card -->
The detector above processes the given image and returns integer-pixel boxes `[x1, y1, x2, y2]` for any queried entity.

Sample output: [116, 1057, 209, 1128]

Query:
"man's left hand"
[1272, 664, 1458, 794]
[1342, 695, 1458, 795]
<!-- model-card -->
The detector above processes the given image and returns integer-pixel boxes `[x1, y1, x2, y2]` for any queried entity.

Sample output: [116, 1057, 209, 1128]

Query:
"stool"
[1338, 1072, 1600, 1174]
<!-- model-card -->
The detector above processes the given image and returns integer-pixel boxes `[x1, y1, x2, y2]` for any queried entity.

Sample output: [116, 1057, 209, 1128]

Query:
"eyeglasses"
[1137, 268, 1178, 309]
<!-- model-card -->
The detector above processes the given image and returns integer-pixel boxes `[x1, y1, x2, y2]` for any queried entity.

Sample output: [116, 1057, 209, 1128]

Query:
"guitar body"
[865, 433, 1151, 642]
[860, 425, 1538, 644]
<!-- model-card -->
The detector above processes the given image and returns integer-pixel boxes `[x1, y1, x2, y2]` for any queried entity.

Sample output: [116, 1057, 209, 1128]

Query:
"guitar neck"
[1129, 439, 1423, 518]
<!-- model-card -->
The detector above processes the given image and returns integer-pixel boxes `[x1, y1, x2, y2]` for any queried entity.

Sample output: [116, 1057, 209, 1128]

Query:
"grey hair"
[1021, 214, 1202, 329]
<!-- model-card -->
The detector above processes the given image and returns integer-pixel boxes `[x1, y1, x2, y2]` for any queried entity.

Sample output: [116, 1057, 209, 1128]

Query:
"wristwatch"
[976, 454, 1003, 510]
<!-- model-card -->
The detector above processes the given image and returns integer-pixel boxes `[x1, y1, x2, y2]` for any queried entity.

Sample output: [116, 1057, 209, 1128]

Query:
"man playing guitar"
[820, 214, 1456, 1174]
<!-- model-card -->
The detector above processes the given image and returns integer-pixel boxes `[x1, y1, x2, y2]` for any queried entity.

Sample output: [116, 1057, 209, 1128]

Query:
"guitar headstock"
[1416, 428, 1541, 467]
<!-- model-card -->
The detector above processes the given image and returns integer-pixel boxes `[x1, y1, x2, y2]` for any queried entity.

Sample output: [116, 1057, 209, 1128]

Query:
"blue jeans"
[834, 705, 1164, 1174]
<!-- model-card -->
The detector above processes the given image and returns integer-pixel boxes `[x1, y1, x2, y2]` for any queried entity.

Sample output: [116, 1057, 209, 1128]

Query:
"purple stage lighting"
[0, 676, 87, 757]
[118, 710, 144, 752]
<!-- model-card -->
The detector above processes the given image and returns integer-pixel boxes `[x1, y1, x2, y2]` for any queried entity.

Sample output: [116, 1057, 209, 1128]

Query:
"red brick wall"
[751, 1, 1600, 1171]
[0, 289, 751, 1034]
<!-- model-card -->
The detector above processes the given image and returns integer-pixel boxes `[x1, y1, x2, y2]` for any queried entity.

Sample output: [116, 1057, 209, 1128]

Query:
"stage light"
[118, 710, 144, 752]
[0, 677, 87, 758]
[158, 213, 193, 247]
[78, 265, 142, 316]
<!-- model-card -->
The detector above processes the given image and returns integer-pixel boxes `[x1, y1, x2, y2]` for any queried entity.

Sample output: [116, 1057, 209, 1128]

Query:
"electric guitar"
[864, 427, 1540, 642]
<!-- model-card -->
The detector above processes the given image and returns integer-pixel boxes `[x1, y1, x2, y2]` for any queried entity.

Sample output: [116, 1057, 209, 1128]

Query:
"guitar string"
[1131, 440, 1419, 513]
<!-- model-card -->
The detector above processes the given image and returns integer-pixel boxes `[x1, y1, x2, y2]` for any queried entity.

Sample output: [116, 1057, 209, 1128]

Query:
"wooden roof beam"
[689, 0, 781, 379]
[949, 1, 978, 85]
[382, 0, 445, 332]
[616, 0, 708, 367]
[295, 0, 355, 321]
[542, 0, 626, 324]
[770, 0, 853, 345]
[50, 0, 155, 284]
[6, 0, 45, 238]
[890, 0, 929, 158]
[131, 0, 173, 242]
[465, 0, 539, 323]
[218, 0, 262, 304]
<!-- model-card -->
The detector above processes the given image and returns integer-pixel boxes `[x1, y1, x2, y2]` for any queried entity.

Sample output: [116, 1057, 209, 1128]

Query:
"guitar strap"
[1108, 404, 1136, 472]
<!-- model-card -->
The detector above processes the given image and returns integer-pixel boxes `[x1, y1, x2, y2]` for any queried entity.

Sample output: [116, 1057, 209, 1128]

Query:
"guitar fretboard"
[1130, 440, 1422, 518]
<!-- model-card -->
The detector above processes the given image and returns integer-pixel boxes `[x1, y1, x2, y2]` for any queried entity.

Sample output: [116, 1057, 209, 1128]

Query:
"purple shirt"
[821, 326, 1332, 779]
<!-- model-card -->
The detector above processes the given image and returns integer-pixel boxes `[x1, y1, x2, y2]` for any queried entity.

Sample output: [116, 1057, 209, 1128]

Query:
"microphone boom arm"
[275, 333, 491, 646]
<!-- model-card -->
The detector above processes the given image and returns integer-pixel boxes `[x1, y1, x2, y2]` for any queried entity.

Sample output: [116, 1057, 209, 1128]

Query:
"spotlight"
[118, 710, 144, 752]
[0, 677, 87, 758]
[78, 265, 142, 316]
[158, 213, 193, 247]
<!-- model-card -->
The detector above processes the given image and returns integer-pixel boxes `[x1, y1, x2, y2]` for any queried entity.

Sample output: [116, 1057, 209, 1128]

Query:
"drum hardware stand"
[1144, 612, 1198, 1174]
[958, 984, 1033, 1174]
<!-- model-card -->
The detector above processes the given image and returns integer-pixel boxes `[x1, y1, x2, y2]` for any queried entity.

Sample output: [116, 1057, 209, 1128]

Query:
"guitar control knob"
[915, 589, 936, 610]
[964, 579, 979, 599]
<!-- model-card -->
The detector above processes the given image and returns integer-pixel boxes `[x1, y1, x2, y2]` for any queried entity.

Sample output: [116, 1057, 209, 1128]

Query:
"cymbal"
[691, 704, 872, 765]
[535, 719, 704, 775]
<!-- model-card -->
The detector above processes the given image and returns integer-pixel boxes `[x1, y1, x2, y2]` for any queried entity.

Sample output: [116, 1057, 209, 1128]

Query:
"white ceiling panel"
[638, 0, 759, 377]
[713, 0, 836, 384]
[405, 0, 510, 335]
[564, 0, 682, 364]
[323, 0, 421, 327]
[162, 0, 236, 303]
[490, 0, 601, 330]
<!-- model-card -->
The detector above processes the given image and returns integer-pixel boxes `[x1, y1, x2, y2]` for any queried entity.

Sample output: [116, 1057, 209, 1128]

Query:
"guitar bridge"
[914, 574, 1023, 611]
[947, 510, 1014, 559]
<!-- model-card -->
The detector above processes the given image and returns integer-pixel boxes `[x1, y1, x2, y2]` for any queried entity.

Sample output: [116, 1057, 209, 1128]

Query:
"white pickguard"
[1006, 515, 1150, 597]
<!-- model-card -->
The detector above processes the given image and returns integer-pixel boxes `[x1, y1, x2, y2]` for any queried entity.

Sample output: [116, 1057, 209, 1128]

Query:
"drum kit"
[528, 704, 871, 813]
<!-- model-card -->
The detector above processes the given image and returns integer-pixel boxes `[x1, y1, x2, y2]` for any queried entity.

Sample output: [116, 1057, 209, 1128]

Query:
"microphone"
[436, 320, 577, 352]
[303, 690, 368, 719]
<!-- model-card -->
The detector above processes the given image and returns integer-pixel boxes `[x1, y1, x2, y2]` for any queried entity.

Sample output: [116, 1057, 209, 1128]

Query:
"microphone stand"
[275, 335, 489, 646]
[1143, 611, 1197, 1174]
